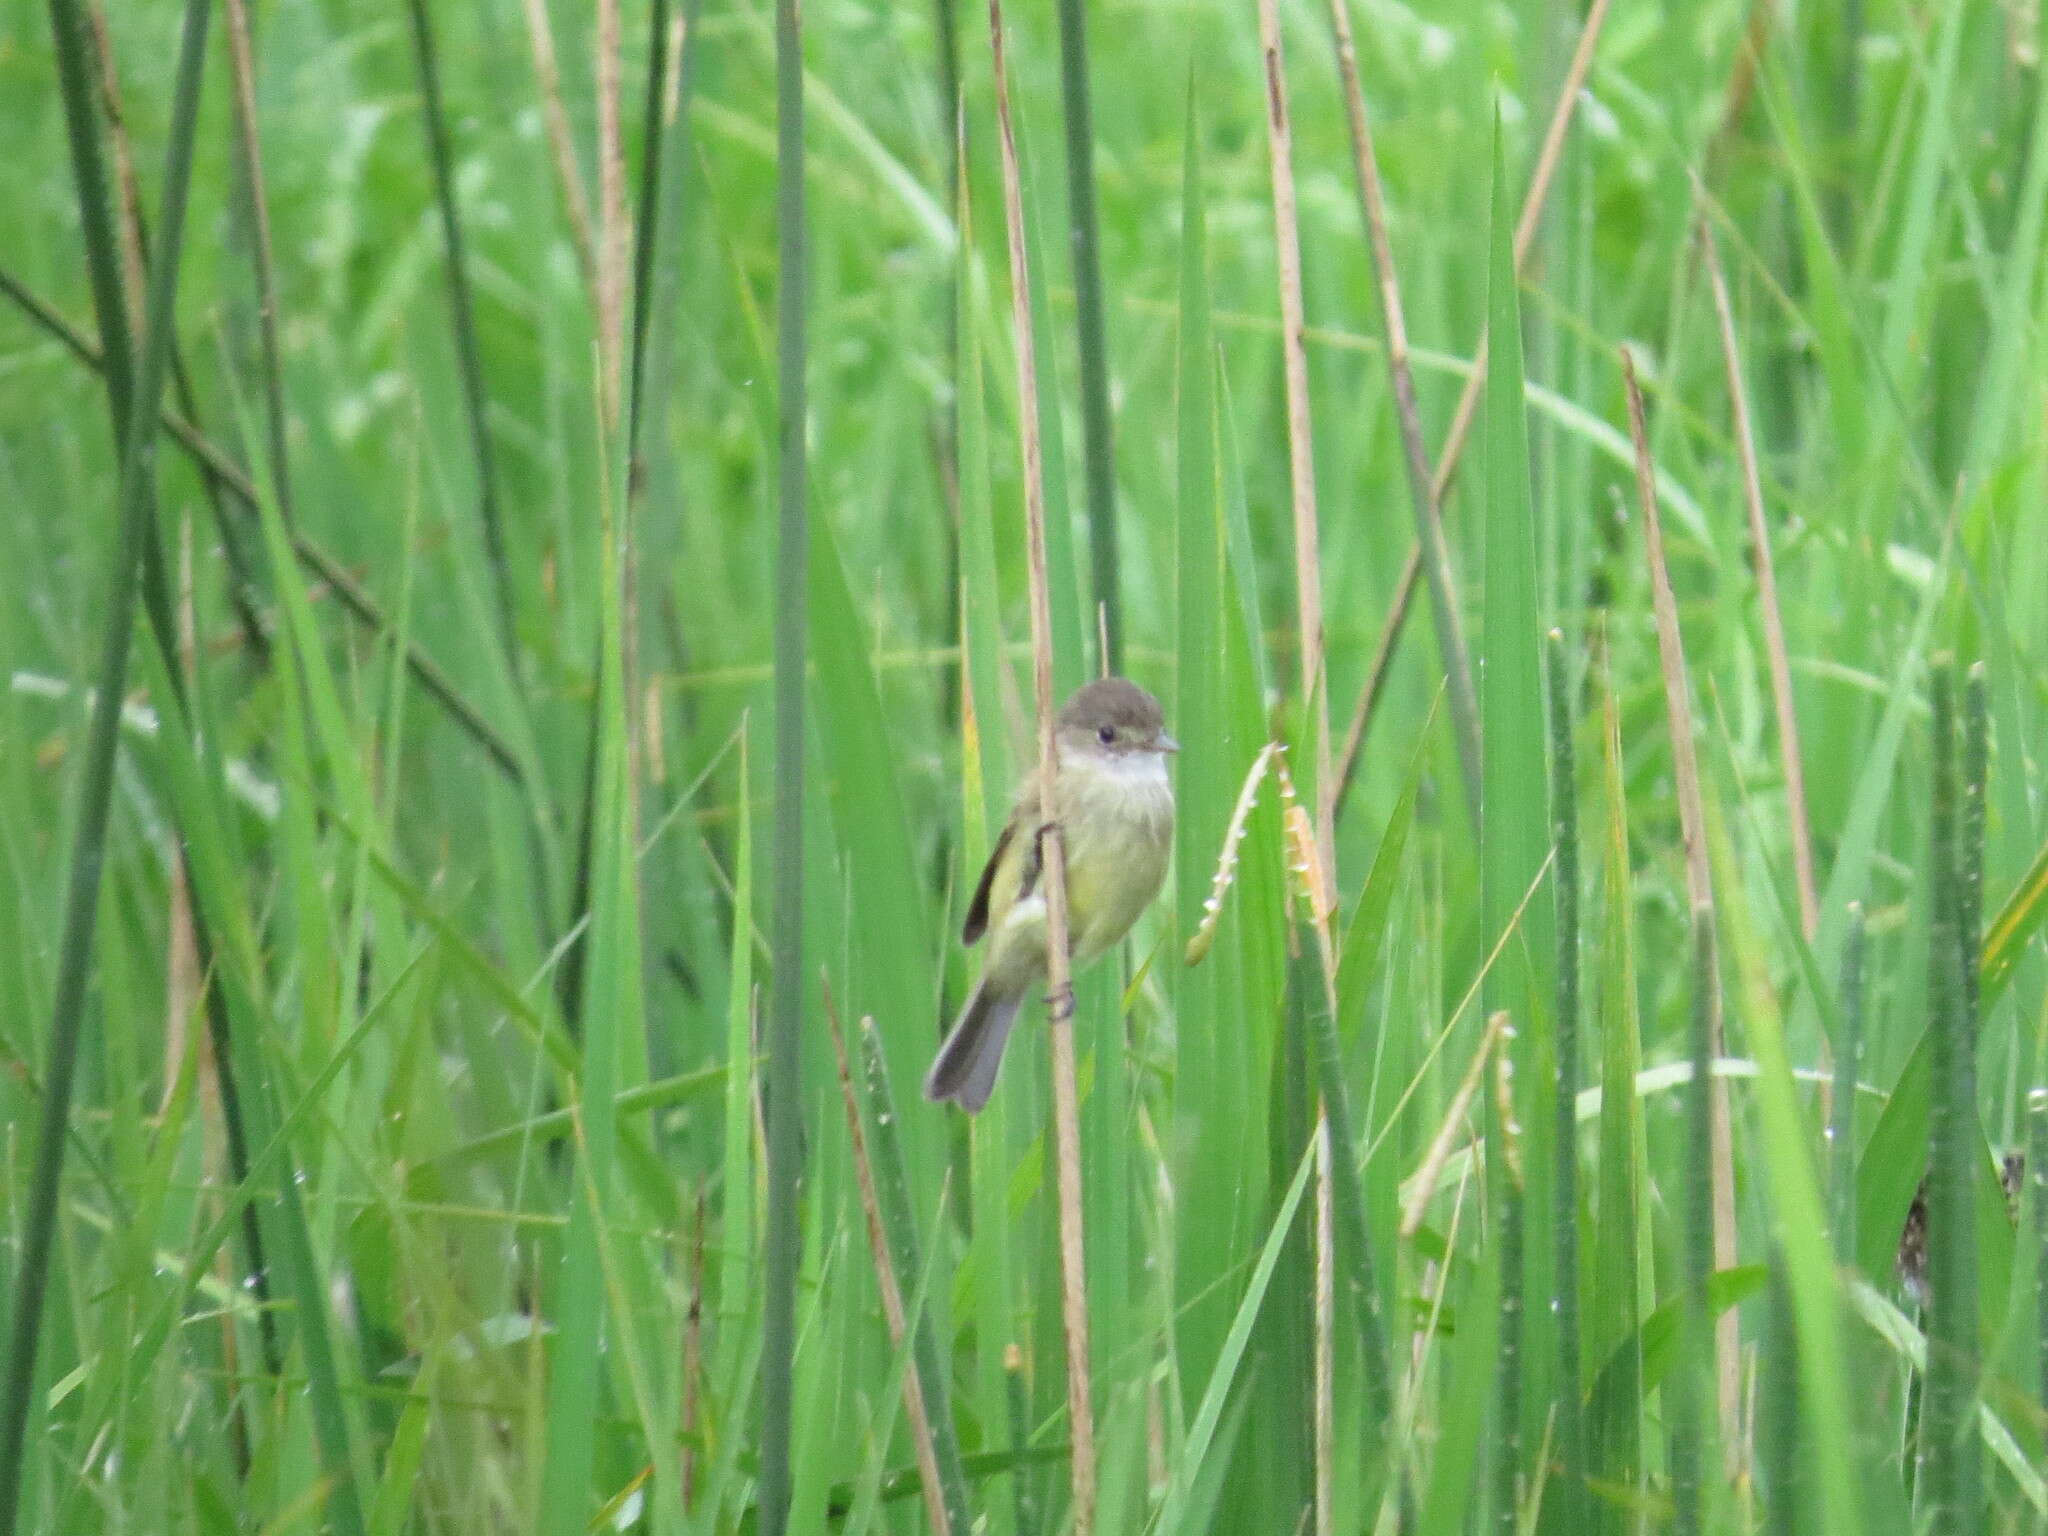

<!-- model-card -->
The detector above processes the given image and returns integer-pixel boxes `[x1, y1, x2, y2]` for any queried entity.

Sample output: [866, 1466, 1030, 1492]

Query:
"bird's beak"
[1157, 732, 1181, 754]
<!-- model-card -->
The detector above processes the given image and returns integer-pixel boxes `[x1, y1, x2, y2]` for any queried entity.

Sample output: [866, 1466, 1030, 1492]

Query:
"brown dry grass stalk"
[160, 512, 201, 1114]
[1699, 218, 1818, 941]
[679, 1195, 706, 1509]
[1259, 0, 1337, 889]
[826, 1003, 952, 1536]
[84, 4, 146, 336]
[1621, 347, 1742, 1469]
[987, 0, 1096, 1523]
[1401, 1009, 1512, 1237]
[1328, 0, 1612, 783]
[520, 0, 600, 306]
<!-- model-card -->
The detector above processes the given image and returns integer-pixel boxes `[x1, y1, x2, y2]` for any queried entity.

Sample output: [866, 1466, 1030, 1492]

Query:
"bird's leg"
[1034, 818, 1076, 1022]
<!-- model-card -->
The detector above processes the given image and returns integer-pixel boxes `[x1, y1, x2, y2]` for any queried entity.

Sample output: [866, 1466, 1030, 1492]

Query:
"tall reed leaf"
[759, 0, 810, 1521]
[1053, 0, 1120, 669]
[1479, 115, 1554, 1506]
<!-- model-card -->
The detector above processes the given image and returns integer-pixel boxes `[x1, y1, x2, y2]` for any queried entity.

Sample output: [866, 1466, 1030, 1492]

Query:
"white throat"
[1063, 746, 1171, 787]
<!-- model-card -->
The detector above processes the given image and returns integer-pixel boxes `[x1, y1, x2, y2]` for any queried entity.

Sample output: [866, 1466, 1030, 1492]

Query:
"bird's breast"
[1056, 755, 1173, 963]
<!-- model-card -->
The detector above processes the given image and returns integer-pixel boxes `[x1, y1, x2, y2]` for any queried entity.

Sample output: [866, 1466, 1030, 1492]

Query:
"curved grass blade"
[1156, 1135, 1317, 1535]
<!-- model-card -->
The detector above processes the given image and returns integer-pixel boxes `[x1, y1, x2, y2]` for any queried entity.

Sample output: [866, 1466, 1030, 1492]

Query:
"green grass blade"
[0, 0, 218, 1526]
[1829, 904, 1867, 1263]
[1053, 0, 1120, 670]
[1921, 665, 1973, 1525]
[1157, 1134, 1316, 1535]
[852, 1014, 973, 1527]
[759, 0, 810, 1519]
[1480, 111, 1554, 1510]
[401, 0, 520, 676]
[1546, 631, 1586, 1526]
[1587, 662, 1645, 1529]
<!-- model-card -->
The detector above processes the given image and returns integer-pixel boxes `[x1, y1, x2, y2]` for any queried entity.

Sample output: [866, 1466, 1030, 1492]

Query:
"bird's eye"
[1097, 724, 1116, 745]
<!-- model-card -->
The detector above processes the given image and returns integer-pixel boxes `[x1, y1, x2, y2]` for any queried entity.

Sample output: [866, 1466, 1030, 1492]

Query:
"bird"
[1895, 1149, 2026, 1308]
[924, 677, 1178, 1112]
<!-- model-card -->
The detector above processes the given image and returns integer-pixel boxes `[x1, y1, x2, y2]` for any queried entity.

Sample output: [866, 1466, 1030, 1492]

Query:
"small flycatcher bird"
[924, 677, 1177, 1112]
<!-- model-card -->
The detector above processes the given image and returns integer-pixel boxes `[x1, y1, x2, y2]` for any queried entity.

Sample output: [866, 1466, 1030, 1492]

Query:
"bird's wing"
[962, 782, 1043, 946]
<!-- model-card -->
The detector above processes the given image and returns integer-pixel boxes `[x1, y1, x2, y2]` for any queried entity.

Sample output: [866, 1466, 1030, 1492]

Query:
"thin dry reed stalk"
[988, 0, 1096, 1522]
[1402, 1010, 1513, 1237]
[826, 1003, 954, 1536]
[1258, 0, 1337, 887]
[1622, 347, 1742, 1469]
[519, 0, 600, 301]
[1699, 216, 1818, 941]
[83, 4, 145, 333]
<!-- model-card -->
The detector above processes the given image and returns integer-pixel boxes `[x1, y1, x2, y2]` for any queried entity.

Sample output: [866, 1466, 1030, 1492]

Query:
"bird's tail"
[923, 979, 1026, 1113]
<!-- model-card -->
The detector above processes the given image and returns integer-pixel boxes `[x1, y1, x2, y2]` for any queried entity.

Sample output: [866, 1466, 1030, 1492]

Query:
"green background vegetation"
[2, 0, 2046, 1530]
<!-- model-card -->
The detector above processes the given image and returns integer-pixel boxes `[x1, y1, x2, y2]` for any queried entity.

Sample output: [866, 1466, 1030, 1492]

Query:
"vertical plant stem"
[626, 0, 674, 464]
[757, 0, 808, 1523]
[214, 0, 312, 1397]
[1302, 916, 1405, 1525]
[1759, 1252, 1802, 1533]
[222, 0, 294, 535]
[1701, 217, 1818, 941]
[1257, 0, 1336, 885]
[594, 0, 627, 425]
[1958, 667, 1987, 1072]
[2033, 1088, 2048, 1421]
[1546, 631, 1585, 1525]
[402, 0, 522, 679]
[988, 0, 1094, 1522]
[1478, 113, 1553, 1533]
[1052, 0, 1120, 673]
[0, 0, 213, 1526]
[932, 0, 959, 193]
[1937, 664, 1988, 1520]
[1622, 347, 1741, 1462]
[1919, 663, 1971, 1526]
[1671, 910, 1720, 1536]
[1494, 1031, 1525, 1535]
[1829, 903, 1866, 1263]
[1312, 1115, 1334, 1536]
[82, 3, 145, 333]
